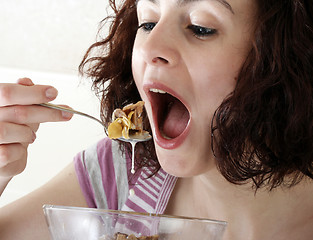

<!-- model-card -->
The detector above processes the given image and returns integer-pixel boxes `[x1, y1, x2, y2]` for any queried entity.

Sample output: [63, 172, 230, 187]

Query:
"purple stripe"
[137, 177, 160, 194]
[157, 169, 167, 179]
[73, 152, 96, 208]
[97, 138, 118, 210]
[155, 175, 177, 214]
[158, 176, 175, 212]
[125, 199, 147, 213]
[162, 176, 177, 210]
[141, 173, 163, 191]
[136, 181, 159, 199]
[133, 188, 156, 208]
[141, 172, 162, 188]
[145, 168, 166, 182]
[154, 172, 165, 183]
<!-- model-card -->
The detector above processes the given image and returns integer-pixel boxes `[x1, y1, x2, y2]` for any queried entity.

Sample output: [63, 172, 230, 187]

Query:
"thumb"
[17, 77, 35, 86]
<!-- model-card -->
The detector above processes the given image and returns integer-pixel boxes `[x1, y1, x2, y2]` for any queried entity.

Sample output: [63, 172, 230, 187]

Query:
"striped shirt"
[74, 137, 177, 215]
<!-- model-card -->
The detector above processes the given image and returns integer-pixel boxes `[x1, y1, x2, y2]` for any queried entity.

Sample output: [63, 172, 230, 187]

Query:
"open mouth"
[149, 88, 190, 140]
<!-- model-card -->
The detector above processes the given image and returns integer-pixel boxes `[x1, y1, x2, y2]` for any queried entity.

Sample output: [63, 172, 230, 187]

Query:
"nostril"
[152, 57, 169, 64]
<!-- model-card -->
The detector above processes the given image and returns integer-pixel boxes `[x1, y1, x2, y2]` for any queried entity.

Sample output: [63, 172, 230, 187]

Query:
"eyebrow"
[180, 0, 234, 14]
[136, 0, 235, 15]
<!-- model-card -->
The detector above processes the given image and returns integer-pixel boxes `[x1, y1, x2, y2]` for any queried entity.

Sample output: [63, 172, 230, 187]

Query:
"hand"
[0, 78, 73, 185]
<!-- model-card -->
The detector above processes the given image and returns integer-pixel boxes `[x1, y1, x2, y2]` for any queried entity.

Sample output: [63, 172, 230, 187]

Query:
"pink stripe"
[157, 169, 167, 179]
[141, 175, 162, 191]
[141, 172, 163, 188]
[97, 138, 118, 210]
[133, 188, 156, 208]
[159, 177, 176, 211]
[155, 175, 177, 214]
[137, 177, 160, 194]
[163, 176, 177, 208]
[74, 152, 96, 208]
[125, 199, 147, 213]
[154, 171, 166, 182]
[136, 181, 159, 199]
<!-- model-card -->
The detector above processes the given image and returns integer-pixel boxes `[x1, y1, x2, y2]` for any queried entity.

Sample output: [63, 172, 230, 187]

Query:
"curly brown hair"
[79, 0, 159, 173]
[79, 0, 313, 190]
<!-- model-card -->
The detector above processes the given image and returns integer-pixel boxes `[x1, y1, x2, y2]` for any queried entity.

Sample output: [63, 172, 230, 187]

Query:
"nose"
[139, 21, 180, 67]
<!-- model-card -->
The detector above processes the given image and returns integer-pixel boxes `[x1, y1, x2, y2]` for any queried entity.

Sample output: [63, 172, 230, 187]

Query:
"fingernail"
[62, 111, 73, 120]
[45, 87, 58, 100]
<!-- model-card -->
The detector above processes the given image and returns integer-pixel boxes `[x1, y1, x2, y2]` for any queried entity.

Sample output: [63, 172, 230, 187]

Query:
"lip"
[144, 82, 191, 149]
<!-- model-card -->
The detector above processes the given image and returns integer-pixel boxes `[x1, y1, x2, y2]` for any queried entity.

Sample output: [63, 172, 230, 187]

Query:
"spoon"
[38, 103, 152, 143]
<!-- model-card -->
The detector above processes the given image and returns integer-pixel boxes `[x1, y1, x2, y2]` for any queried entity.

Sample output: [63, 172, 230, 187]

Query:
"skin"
[0, 1, 313, 239]
[132, 0, 313, 239]
[0, 79, 88, 239]
[132, 0, 256, 176]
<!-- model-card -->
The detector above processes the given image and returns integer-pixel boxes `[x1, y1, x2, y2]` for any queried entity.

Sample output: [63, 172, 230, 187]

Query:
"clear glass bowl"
[43, 205, 227, 240]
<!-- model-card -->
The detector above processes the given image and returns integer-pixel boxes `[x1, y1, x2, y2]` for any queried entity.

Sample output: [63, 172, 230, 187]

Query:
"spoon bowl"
[38, 103, 152, 143]
[118, 131, 152, 143]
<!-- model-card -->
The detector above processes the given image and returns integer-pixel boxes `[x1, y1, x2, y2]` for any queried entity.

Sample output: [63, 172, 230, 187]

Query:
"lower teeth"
[160, 130, 173, 140]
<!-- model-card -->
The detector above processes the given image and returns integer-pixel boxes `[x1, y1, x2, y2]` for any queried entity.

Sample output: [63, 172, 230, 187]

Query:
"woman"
[0, 0, 312, 239]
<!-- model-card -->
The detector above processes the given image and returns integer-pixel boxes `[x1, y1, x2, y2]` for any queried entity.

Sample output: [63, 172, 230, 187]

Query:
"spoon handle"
[38, 103, 105, 127]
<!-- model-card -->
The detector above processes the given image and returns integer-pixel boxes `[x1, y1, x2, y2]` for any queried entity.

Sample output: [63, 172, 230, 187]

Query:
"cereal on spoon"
[108, 101, 147, 139]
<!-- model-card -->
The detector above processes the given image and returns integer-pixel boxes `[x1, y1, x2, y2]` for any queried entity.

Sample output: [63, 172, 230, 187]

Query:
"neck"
[172, 168, 313, 240]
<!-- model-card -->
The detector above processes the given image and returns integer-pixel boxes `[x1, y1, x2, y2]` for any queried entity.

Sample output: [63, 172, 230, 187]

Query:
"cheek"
[131, 46, 140, 80]
[191, 61, 237, 115]
[132, 49, 145, 94]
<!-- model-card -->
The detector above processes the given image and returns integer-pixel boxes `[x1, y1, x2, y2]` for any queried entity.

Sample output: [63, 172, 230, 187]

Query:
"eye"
[138, 22, 157, 33]
[187, 25, 217, 39]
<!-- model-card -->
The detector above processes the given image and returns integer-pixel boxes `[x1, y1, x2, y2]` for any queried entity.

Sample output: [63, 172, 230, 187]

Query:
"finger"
[0, 83, 58, 107]
[29, 123, 40, 133]
[0, 145, 27, 177]
[0, 122, 36, 144]
[0, 105, 73, 124]
[0, 143, 26, 168]
[17, 77, 34, 86]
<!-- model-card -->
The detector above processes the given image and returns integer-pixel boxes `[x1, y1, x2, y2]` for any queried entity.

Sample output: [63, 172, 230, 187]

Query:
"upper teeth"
[150, 88, 167, 94]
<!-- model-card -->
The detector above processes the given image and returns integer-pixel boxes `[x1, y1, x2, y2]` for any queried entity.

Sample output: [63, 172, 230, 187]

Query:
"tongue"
[162, 99, 189, 139]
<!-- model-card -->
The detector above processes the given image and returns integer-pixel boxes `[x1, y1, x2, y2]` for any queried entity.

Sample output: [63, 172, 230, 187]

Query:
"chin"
[155, 145, 213, 177]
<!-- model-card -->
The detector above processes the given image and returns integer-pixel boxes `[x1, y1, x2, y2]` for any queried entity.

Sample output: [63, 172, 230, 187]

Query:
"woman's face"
[132, 0, 257, 177]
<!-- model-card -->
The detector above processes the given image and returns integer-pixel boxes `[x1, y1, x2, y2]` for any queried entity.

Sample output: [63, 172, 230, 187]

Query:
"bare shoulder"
[0, 162, 87, 239]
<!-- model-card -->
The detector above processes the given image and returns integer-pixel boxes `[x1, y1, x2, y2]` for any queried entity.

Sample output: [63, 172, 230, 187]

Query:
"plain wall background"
[0, 0, 110, 206]
[0, 0, 110, 74]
